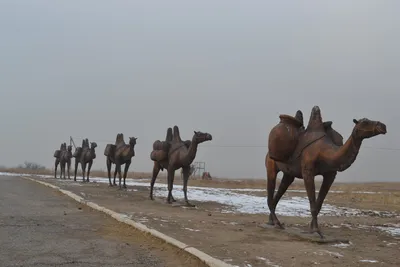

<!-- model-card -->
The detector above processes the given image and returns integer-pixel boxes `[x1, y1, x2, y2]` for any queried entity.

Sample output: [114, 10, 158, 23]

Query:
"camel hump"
[307, 105, 324, 131]
[115, 133, 125, 145]
[104, 144, 116, 157]
[173, 125, 182, 142]
[268, 113, 304, 162]
[165, 128, 173, 142]
[294, 110, 304, 126]
[54, 150, 61, 158]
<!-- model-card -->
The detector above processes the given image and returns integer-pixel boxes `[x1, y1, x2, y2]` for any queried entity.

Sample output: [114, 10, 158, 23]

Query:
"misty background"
[0, 1, 398, 182]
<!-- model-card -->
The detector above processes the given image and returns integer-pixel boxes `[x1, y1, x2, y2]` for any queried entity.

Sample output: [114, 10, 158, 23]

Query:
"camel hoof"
[113, 183, 117, 186]
[109, 184, 113, 187]
[308, 228, 324, 239]
[122, 185, 127, 189]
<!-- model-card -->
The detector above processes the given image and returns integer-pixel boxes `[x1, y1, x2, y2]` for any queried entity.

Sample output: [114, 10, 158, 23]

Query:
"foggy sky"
[0, 1, 398, 182]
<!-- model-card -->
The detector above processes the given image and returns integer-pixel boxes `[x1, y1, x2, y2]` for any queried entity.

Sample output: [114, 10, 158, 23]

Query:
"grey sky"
[0, 1, 398, 182]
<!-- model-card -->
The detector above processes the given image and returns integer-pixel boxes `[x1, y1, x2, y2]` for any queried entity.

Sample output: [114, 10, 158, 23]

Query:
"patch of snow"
[0, 172, 32, 177]
[359, 259, 378, 263]
[256, 256, 281, 267]
[375, 225, 400, 236]
[314, 250, 343, 258]
[87, 177, 384, 217]
[331, 242, 352, 248]
[184, 227, 200, 232]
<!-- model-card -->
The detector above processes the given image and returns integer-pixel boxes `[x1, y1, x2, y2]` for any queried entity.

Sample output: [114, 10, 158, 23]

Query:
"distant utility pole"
[70, 136, 77, 149]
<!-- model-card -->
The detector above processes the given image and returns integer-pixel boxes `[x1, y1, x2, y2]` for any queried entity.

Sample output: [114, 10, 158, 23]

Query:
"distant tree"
[17, 161, 45, 170]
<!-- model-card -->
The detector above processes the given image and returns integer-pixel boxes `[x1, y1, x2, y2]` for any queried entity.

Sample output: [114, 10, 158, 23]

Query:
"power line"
[70, 136, 399, 152]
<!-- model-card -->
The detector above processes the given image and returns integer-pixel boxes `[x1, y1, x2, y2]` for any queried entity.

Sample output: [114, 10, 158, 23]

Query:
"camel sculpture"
[104, 133, 137, 189]
[53, 143, 66, 178]
[73, 139, 87, 181]
[149, 126, 212, 206]
[74, 138, 97, 182]
[59, 145, 73, 179]
[266, 106, 387, 238]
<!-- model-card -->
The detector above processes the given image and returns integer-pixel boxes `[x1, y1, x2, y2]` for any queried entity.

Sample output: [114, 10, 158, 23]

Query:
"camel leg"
[266, 155, 283, 228]
[150, 162, 160, 200]
[62, 162, 66, 179]
[116, 162, 123, 190]
[87, 160, 92, 183]
[123, 161, 130, 189]
[81, 162, 86, 182]
[60, 162, 65, 179]
[74, 160, 78, 181]
[302, 166, 323, 238]
[113, 165, 118, 186]
[182, 166, 195, 207]
[54, 159, 59, 179]
[67, 160, 71, 179]
[106, 158, 113, 186]
[268, 174, 295, 227]
[316, 172, 336, 215]
[166, 167, 175, 204]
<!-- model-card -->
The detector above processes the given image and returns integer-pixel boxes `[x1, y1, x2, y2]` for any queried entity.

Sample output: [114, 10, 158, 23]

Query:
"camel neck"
[331, 131, 362, 172]
[186, 138, 198, 163]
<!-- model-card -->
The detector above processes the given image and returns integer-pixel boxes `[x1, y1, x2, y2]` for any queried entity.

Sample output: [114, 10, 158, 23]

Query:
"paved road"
[0, 176, 181, 267]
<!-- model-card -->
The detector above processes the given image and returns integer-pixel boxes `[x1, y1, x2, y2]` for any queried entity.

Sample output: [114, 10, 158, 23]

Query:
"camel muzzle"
[376, 122, 387, 134]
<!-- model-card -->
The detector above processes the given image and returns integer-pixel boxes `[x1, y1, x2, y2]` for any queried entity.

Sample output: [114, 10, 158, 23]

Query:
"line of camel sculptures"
[53, 105, 387, 238]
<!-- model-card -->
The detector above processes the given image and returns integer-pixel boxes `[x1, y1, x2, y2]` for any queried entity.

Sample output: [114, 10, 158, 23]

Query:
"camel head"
[90, 142, 98, 149]
[67, 145, 72, 152]
[129, 137, 137, 146]
[193, 131, 212, 144]
[352, 118, 387, 139]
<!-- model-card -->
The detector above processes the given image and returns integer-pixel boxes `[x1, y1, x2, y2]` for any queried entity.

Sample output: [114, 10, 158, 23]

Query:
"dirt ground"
[21, 174, 400, 267]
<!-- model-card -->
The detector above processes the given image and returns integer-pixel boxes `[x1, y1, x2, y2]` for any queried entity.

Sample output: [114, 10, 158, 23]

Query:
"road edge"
[22, 176, 234, 267]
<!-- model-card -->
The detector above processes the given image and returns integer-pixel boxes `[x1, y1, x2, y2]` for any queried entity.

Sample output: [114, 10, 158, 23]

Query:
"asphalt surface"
[0, 175, 168, 267]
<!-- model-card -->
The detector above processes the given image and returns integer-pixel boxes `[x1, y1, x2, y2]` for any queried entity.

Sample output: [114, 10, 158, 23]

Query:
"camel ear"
[135, 137, 138, 140]
[194, 131, 198, 134]
[353, 119, 358, 124]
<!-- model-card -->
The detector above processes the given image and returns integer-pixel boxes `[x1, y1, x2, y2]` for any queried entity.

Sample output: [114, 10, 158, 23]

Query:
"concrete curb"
[23, 176, 234, 267]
